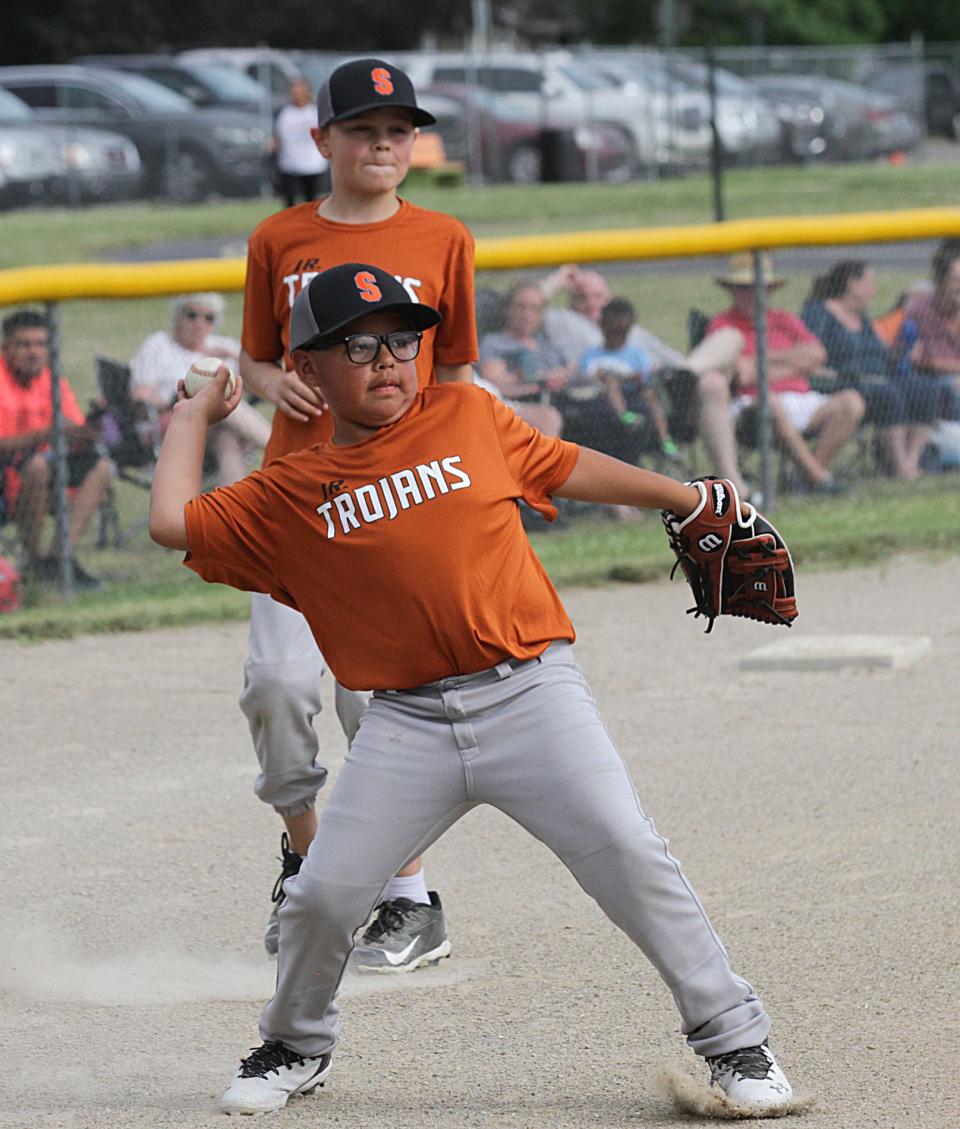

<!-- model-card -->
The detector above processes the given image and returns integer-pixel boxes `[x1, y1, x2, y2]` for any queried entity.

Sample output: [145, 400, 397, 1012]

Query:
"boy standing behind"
[238, 59, 477, 963]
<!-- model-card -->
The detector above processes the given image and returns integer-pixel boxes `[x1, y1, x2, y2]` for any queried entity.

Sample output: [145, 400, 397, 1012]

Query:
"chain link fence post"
[45, 300, 75, 598]
[752, 250, 774, 510]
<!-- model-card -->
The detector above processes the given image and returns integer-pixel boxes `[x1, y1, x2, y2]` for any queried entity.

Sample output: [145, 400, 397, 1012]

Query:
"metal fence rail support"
[751, 251, 773, 509]
[45, 300, 75, 598]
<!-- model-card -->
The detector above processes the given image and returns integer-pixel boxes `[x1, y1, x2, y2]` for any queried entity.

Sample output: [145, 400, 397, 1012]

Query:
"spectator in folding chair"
[697, 254, 864, 496]
[477, 283, 566, 437]
[538, 263, 746, 492]
[0, 310, 113, 589]
[801, 259, 938, 480]
[566, 297, 676, 466]
[904, 238, 960, 421]
[130, 293, 271, 486]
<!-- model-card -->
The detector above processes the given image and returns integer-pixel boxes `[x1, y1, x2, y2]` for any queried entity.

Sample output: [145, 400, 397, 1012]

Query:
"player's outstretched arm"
[148, 371, 242, 550]
[556, 445, 699, 516]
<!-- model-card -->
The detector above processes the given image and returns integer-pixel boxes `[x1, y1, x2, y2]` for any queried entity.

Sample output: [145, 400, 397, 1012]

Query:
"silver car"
[753, 74, 921, 161]
[0, 85, 142, 208]
[662, 57, 783, 166]
[577, 52, 712, 172]
[0, 65, 268, 202]
[399, 50, 659, 179]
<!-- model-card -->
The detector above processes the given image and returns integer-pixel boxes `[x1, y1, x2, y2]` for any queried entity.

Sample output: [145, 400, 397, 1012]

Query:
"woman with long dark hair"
[802, 260, 938, 479]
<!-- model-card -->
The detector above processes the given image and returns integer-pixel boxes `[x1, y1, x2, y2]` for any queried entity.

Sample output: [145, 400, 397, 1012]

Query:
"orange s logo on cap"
[371, 67, 394, 96]
[354, 271, 382, 303]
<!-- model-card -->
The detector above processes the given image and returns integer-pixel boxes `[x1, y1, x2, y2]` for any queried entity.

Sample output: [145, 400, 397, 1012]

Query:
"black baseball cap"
[290, 263, 442, 352]
[316, 58, 436, 128]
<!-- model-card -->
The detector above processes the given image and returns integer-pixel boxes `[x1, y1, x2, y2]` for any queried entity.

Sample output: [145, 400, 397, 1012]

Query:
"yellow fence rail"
[2, 206, 960, 305]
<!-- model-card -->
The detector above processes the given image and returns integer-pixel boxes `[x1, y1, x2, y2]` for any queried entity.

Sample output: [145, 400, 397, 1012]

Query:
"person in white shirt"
[130, 293, 271, 485]
[271, 78, 330, 208]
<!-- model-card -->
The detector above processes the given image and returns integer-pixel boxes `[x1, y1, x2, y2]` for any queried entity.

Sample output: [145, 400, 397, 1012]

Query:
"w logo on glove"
[662, 477, 798, 632]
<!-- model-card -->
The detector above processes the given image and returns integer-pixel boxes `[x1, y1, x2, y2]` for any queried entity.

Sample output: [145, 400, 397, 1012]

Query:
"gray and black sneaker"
[706, 1042, 793, 1111]
[264, 832, 303, 958]
[352, 890, 451, 973]
[220, 1040, 332, 1115]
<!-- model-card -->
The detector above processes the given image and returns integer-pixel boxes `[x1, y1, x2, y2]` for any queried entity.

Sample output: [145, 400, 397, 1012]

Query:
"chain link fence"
[2, 216, 959, 607]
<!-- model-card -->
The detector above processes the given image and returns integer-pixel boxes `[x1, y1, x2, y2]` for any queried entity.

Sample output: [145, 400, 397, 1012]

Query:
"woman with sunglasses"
[130, 293, 271, 485]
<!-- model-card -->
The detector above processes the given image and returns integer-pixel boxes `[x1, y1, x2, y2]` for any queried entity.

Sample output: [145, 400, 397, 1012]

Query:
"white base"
[740, 634, 931, 672]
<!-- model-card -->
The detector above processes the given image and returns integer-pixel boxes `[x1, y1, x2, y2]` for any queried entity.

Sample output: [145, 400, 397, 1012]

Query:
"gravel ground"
[1, 555, 958, 1128]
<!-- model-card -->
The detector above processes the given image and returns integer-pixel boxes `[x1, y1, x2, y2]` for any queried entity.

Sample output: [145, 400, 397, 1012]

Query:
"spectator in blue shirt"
[571, 298, 675, 463]
[802, 260, 938, 479]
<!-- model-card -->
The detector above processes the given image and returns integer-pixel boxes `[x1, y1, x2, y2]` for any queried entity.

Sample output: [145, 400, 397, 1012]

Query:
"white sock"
[383, 870, 430, 905]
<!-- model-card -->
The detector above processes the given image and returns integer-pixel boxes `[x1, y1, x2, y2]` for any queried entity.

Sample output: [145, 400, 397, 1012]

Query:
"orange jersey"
[242, 198, 478, 464]
[184, 384, 579, 689]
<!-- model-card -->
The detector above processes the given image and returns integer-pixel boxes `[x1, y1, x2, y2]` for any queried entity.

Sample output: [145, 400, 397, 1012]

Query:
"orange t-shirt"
[0, 358, 85, 439]
[184, 384, 579, 690]
[0, 359, 86, 507]
[242, 198, 478, 464]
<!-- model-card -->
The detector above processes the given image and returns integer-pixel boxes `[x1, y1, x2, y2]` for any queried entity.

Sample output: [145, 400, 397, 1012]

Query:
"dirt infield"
[2, 555, 958, 1128]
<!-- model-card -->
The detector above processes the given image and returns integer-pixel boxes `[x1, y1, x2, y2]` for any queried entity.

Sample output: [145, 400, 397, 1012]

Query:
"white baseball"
[183, 355, 236, 399]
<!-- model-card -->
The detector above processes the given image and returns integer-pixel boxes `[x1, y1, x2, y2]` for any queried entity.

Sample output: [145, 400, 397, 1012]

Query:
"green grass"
[2, 160, 959, 271]
[532, 475, 960, 587]
[1, 160, 958, 640]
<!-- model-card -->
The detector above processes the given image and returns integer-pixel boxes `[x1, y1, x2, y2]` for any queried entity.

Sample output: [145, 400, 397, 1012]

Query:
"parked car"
[177, 46, 304, 103]
[753, 74, 921, 160]
[0, 87, 65, 209]
[420, 84, 633, 183]
[660, 58, 783, 166]
[867, 62, 960, 140]
[398, 51, 659, 178]
[577, 53, 712, 171]
[756, 84, 829, 163]
[850, 84, 922, 157]
[921, 65, 960, 139]
[76, 55, 274, 114]
[0, 85, 142, 208]
[752, 74, 872, 160]
[0, 65, 268, 202]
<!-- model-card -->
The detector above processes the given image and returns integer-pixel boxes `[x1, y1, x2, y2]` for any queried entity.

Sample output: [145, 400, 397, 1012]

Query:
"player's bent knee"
[282, 869, 378, 931]
[240, 660, 324, 722]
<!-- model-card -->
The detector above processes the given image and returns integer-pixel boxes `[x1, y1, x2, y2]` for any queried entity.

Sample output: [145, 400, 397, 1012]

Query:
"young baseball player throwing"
[238, 57, 477, 962]
[149, 263, 795, 1118]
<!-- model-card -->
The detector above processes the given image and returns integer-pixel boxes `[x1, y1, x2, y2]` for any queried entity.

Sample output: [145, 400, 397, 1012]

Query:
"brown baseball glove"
[661, 477, 798, 632]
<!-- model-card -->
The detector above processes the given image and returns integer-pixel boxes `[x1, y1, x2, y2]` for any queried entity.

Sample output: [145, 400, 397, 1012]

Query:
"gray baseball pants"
[262, 642, 771, 1060]
[240, 593, 370, 815]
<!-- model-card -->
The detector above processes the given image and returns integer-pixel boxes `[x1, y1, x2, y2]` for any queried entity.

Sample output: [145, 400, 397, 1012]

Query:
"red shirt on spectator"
[706, 307, 819, 396]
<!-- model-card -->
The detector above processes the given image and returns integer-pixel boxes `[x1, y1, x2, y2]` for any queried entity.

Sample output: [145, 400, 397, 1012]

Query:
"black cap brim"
[323, 101, 436, 128]
[318, 300, 441, 341]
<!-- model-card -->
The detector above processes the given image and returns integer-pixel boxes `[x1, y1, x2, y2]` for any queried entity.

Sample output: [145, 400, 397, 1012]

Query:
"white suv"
[398, 50, 664, 179]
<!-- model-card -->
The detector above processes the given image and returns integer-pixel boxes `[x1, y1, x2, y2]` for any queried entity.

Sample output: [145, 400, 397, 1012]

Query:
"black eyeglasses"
[305, 329, 422, 365]
[183, 310, 216, 323]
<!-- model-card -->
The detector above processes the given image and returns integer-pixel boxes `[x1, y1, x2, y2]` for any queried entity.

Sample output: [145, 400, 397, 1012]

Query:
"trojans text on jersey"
[283, 266, 423, 307]
[315, 456, 471, 539]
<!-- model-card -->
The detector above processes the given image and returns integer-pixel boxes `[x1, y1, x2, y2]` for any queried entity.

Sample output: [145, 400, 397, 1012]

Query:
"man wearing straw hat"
[699, 253, 864, 495]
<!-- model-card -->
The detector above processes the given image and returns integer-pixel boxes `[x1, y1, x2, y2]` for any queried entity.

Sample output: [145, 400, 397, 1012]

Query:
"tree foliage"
[1, 0, 956, 65]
